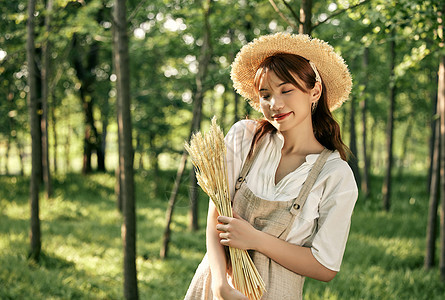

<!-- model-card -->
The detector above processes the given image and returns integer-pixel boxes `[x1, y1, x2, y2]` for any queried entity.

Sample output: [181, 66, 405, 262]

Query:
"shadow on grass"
[0, 250, 94, 300]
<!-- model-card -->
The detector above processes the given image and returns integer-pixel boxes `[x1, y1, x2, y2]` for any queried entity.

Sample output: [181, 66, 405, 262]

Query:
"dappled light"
[1, 0, 445, 299]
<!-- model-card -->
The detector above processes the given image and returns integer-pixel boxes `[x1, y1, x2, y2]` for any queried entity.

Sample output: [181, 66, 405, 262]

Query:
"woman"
[185, 32, 358, 300]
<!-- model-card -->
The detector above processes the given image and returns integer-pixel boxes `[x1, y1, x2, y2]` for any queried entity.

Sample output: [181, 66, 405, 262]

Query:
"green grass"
[1, 172, 444, 299]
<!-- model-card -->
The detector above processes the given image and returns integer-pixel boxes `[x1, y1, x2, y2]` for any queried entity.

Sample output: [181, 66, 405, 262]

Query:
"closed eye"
[282, 89, 293, 94]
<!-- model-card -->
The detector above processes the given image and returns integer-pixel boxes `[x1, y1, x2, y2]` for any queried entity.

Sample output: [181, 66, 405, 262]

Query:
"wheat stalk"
[185, 117, 266, 300]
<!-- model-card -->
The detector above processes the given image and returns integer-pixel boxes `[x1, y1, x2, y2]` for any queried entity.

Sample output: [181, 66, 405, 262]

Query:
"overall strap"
[289, 148, 332, 215]
[235, 137, 266, 190]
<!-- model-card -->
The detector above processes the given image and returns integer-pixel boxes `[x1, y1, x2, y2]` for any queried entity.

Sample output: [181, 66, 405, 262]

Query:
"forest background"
[1, 0, 445, 299]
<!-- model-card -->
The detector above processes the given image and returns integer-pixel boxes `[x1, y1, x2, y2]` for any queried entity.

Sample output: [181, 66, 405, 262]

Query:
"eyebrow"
[259, 82, 289, 92]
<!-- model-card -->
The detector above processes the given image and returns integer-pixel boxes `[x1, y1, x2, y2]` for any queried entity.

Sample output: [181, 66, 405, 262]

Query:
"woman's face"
[257, 70, 321, 133]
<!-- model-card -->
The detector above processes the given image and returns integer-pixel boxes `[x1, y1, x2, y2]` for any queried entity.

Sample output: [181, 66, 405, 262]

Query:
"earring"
[311, 101, 318, 114]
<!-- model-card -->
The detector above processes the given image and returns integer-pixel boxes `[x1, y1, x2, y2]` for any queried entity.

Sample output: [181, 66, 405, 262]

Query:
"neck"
[279, 122, 323, 155]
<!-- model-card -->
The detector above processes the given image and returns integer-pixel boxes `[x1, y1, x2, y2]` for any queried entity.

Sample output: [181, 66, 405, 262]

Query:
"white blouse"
[224, 120, 358, 272]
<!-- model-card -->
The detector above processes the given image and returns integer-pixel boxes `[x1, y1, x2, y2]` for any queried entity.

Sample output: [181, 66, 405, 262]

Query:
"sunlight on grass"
[1, 173, 445, 299]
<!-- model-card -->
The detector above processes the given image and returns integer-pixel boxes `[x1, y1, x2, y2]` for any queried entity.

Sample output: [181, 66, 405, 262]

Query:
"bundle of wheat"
[185, 117, 265, 300]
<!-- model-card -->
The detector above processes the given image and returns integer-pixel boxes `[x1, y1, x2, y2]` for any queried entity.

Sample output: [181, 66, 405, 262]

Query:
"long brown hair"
[248, 53, 350, 160]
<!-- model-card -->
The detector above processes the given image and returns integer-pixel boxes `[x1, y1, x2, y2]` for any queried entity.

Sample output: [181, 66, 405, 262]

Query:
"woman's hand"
[212, 283, 249, 300]
[216, 212, 261, 251]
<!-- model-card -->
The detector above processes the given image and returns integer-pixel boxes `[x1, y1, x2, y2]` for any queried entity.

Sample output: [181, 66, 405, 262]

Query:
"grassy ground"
[0, 171, 444, 299]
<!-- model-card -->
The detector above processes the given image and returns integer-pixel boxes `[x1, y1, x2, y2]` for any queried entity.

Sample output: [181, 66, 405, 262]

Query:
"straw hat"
[230, 32, 352, 111]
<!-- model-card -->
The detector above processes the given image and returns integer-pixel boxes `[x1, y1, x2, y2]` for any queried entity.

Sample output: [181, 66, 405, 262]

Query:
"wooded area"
[1, 0, 445, 299]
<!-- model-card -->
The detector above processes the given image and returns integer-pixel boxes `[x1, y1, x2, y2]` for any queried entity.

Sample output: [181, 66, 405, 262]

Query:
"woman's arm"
[206, 202, 249, 299]
[217, 214, 337, 282]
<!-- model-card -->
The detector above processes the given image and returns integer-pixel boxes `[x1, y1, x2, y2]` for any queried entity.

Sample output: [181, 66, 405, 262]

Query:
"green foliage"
[1, 0, 441, 174]
[1, 172, 444, 299]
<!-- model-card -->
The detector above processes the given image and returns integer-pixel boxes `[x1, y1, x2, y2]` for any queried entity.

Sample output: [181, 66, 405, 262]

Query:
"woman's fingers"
[216, 223, 229, 232]
[217, 215, 232, 224]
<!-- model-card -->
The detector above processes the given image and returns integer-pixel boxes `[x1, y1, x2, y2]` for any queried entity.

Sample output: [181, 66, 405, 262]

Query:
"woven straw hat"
[230, 32, 352, 111]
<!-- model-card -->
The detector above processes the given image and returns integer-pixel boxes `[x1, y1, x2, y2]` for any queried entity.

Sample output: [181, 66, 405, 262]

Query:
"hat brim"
[230, 33, 352, 111]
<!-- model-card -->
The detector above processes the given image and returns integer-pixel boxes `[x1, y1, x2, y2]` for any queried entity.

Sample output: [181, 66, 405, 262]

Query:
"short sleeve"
[224, 120, 257, 201]
[310, 162, 358, 271]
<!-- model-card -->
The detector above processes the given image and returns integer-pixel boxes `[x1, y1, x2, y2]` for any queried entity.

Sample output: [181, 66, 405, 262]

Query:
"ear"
[310, 82, 322, 103]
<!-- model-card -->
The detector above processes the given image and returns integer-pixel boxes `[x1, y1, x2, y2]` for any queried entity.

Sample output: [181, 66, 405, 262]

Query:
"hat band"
[309, 61, 322, 84]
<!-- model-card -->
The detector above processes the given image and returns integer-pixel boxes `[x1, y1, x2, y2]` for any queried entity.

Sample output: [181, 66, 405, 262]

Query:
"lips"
[272, 112, 292, 121]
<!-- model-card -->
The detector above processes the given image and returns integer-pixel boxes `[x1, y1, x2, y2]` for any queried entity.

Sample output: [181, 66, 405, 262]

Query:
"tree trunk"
[51, 89, 58, 174]
[425, 101, 440, 269]
[188, 0, 213, 232]
[116, 165, 122, 212]
[65, 127, 71, 173]
[397, 119, 413, 176]
[382, 37, 396, 212]
[135, 132, 144, 170]
[41, 0, 53, 198]
[112, 22, 123, 213]
[348, 96, 361, 185]
[148, 135, 160, 194]
[360, 47, 370, 198]
[114, 0, 138, 298]
[71, 34, 105, 174]
[160, 153, 187, 259]
[5, 138, 10, 175]
[27, 0, 41, 262]
[17, 139, 25, 176]
[299, 0, 312, 34]
[438, 4, 445, 282]
[101, 97, 110, 168]
[221, 93, 228, 133]
[428, 88, 438, 190]
[161, 0, 213, 258]
[229, 29, 239, 124]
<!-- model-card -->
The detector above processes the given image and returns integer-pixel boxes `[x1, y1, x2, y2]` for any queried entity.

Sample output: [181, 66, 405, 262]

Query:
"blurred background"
[1, 0, 445, 299]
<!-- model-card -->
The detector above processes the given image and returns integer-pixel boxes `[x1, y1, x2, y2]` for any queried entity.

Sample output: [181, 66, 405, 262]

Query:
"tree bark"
[382, 37, 396, 212]
[299, 0, 313, 34]
[438, 4, 445, 282]
[41, 0, 53, 198]
[114, 0, 138, 298]
[51, 89, 58, 174]
[425, 101, 440, 269]
[360, 47, 370, 198]
[27, 0, 41, 262]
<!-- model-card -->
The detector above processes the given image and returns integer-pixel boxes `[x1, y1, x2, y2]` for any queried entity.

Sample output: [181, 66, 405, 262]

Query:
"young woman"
[185, 33, 358, 300]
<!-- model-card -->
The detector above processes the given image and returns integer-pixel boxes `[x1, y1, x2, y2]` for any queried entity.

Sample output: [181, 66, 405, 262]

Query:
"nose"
[270, 95, 284, 111]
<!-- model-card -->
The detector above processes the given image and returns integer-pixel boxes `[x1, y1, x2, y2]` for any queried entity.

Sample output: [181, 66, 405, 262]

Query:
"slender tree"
[425, 100, 440, 269]
[161, 0, 213, 258]
[299, 0, 312, 34]
[26, 0, 41, 262]
[113, 0, 138, 297]
[382, 36, 397, 212]
[349, 96, 361, 185]
[439, 3, 445, 281]
[360, 47, 370, 198]
[188, 0, 213, 231]
[41, 0, 53, 198]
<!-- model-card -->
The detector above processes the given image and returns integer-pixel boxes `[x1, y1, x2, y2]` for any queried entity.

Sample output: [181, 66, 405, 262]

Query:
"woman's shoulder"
[228, 119, 257, 133]
[320, 152, 358, 191]
[225, 119, 258, 141]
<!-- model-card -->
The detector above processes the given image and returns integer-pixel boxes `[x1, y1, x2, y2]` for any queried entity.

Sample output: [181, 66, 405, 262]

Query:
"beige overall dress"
[185, 142, 332, 300]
